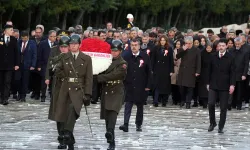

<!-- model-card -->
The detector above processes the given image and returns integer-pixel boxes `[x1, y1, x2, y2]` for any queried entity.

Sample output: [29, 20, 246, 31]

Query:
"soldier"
[54, 34, 93, 150]
[119, 39, 152, 132]
[97, 40, 127, 150]
[45, 36, 70, 149]
[126, 14, 135, 30]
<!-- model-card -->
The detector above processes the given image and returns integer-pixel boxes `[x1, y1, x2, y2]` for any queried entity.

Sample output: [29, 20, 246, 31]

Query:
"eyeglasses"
[50, 36, 56, 38]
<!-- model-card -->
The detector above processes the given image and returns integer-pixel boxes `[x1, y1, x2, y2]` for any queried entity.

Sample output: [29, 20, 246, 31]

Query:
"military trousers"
[104, 109, 117, 132]
[64, 103, 77, 132]
[124, 102, 143, 126]
[57, 122, 64, 135]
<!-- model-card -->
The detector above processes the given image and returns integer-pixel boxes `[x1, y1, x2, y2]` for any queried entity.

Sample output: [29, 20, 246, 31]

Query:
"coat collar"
[105, 56, 123, 73]
[65, 51, 86, 68]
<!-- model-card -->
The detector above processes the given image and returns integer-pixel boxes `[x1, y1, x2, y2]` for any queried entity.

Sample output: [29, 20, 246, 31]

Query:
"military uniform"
[127, 22, 134, 30]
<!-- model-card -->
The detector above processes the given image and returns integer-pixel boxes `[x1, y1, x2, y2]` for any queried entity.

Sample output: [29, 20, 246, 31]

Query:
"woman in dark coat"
[198, 42, 215, 108]
[151, 35, 174, 107]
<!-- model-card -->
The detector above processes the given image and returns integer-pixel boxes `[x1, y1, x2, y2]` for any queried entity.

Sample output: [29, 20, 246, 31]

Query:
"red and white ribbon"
[164, 50, 168, 56]
[139, 59, 144, 67]
[147, 49, 150, 55]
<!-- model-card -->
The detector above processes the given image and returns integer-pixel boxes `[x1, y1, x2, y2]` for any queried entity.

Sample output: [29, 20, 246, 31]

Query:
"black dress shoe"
[180, 102, 185, 107]
[162, 103, 166, 107]
[208, 124, 217, 132]
[136, 125, 142, 132]
[41, 97, 45, 102]
[119, 124, 128, 132]
[153, 103, 158, 107]
[218, 128, 224, 134]
[30, 93, 35, 99]
[2, 100, 9, 105]
[58, 143, 67, 149]
[186, 103, 191, 109]
[34, 95, 40, 100]
[236, 106, 242, 110]
[203, 104, 207, 109]
[68, 144, 74, 150]
[228, 104, 232, 111]
[107, 141, 115, 150]
[144, 101, 147, 105]
[105, 132, 113, 143]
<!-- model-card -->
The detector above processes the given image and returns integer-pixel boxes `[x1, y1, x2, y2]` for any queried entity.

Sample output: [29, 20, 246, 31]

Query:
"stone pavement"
[0, 97, 250, 150]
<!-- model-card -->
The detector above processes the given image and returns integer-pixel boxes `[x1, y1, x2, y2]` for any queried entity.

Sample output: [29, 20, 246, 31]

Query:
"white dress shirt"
[71, 51, 80, 59]
[219, 51, 226, 57]
[48, 39, 54, 48]
[4, 35, 10, 43]
[132, 51, 140, 57]
[21, 41, 28, 52]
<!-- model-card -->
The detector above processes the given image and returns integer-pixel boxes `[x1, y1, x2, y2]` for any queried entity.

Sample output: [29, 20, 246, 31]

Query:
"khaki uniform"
[54, 52, 93, 132]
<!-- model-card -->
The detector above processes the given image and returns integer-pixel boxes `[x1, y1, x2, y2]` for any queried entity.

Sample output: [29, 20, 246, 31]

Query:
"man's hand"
[206, 85, 209, 91]
[229, 85, 235, 94]
[45, 80, 50, 85]
[183, 45, 188, 51]
[83, 94, 91, 106]
[170, 73, 173, 76]
[195, 73, 200, 77]
[30, 67, 35, 70]
[242, 76, 246, 81]
[145, 88, 150, 91]
[37, 68, 41, 71]
[14, 66, 19, 70]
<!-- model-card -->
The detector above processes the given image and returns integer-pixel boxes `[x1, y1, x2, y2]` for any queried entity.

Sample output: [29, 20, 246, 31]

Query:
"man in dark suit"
[119, 39, 152, 132]
[228, 37, 249, 110]
[37, 30, 57, 102]
[14, 31, 37, 102]
[0, 25, 20, 105]
[207, 39, 235, 134]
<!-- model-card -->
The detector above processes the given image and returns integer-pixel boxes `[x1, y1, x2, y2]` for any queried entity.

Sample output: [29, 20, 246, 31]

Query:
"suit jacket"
[37, 40, 57, 76]
[123, 51, 152, 104]
[19, 40, 37, 70]
[208, 51, 235, 91]
[0, 35, 20, 70]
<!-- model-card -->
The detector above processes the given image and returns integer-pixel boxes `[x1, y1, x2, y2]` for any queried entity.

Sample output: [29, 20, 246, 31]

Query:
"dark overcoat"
[54, 52, 93, 122]
[176, 46, 201, 88]
[97, 56, 127, 119]
[151, 46, 174, 94]
[123, 51, 152, 104]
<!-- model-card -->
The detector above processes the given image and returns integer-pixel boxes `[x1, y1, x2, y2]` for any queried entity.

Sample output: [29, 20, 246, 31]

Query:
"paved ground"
[0, 96, 250, 150]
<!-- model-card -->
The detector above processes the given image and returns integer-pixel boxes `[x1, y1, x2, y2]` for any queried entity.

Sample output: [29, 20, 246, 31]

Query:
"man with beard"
[119, 39, 152, 132]
[207, 38, 235, 133]
[97, 40, 127, 150]
[45, 36, 70, 149]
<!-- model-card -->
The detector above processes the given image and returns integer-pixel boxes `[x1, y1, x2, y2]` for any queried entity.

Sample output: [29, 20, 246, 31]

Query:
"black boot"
[136, 125, 142, 132]
[186, 103, 191, 109]
[208, 123, 217, 132]
[107, 141, 115, 150]
[180, 101, 185, 107]
[57, 134, 67, 149]
[63, 130, 75, 150]
[119, 124, 128, 132]
[105, 131, 113, 143]
[30, 92, 35, 99]
[192, 102, 198, 107]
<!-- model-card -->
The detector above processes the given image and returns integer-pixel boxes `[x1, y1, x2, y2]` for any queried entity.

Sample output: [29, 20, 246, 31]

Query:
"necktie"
[51, 42, 54, 48]
[220, 53, 223, 58]
[21, 41, 27, 53]
[73, 54, 76, 61]
[6, 37, 9, 45]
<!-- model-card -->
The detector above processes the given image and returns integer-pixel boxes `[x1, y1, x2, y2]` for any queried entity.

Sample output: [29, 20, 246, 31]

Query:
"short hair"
[13, 29, 19, 33]
[113, 31, 121, 35]
[149, 32, 157, 38]
[229, 29, 235, 33]
[187, 29, 193, 34]
[36, 24, 44, 32]
[48, 30, 56, 35]
[98, 30, 106, 36]
[130, 28, 138, 33]
[75, 25, 82, 30]
[219, 38, 227, 44]
[239, 33, 247, 38]
[130, 39, 140, 45]
[21, 30, 29, 37]
[158, 29, 165, 34]
[207, 29, 214, 34]
[184, 36, 193, 42]
[107, 22, 112, 25]
[234, 37, 242, 42]
[142, 33, 149, 37]
[36, 27, 43, 31]
[68, 27, 75, 32]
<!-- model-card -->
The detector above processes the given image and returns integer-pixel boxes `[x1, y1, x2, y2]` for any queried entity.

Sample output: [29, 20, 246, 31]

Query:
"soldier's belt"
[66, 77, 83, 83]
[106, 80, 122, 84]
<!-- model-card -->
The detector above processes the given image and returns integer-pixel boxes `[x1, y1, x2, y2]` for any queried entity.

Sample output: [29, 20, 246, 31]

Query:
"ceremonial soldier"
[97, 40, 127, 150]
[119, 39, 152, 132]
[126, 14, 135, 30]
[45, 36, 70, 149]
[54, 34, 93, 150]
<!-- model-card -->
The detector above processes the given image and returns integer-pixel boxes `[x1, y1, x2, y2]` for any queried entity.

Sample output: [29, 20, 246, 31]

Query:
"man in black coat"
[176, 36, 201, 109]
[37, 30, 57, 102]
[207, 39, 235, 134]
[228, 37, 249, 110]
[119, 39, 152, 132]
[0, 25, 20, 105]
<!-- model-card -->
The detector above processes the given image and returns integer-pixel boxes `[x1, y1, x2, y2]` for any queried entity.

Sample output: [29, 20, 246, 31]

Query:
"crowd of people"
[1, 13, 250, 150]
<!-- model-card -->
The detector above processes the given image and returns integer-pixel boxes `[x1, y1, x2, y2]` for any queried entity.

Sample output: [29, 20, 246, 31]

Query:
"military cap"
[69, 34, 81, 44]
[57, 30, 70, 36]
[111, 40, 123, 51]
[4, 24, 13, 30]
[59, 36, 70, 47]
